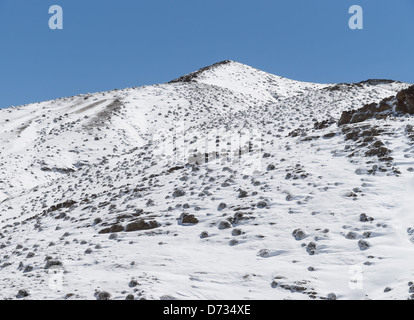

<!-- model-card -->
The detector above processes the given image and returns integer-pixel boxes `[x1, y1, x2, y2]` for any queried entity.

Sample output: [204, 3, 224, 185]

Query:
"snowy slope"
[1, 61, 414, 300]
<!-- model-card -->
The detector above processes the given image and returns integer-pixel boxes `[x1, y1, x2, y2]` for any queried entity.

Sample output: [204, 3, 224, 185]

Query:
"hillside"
[1, 61, 414, 300]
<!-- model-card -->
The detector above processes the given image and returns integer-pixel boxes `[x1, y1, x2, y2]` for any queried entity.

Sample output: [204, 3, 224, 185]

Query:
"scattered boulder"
[306, 242, 317, 255]
[99, 224, 124, 234]
[96, 291, 111, 300]
[218, 220, 232, 230]
[45, 260, 62, 269]
[16, 289, 30, 299]
[64, 293, 75, 300]
[327, 293, 337, 300]
[238, 189, 248, 198]
[360, 214, 374, 222]
[179, 213, 199, 225]
[23, 265, 33, 273]
[129, 279, 139, 288]
[292, 229, 307, 241]
[258, 249, 270, 258]
[358, 239, 370, 250]
[172, 188, 186, 198]
[125, 220, 160, 232]
[345, 231, 357, 240]
[200, 231, 209, 239]
[168, 166, 184, 173]
[232, 228, 242, 236]
[314, 118, 335, 130]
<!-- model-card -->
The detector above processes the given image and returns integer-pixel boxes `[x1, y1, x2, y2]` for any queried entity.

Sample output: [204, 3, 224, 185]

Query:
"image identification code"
[163, 304, 251, 317]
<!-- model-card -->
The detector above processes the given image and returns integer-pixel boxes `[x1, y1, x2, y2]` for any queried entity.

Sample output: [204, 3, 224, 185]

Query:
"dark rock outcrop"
[338, 85, 414, 126]
[396, 85, 414, 114]
[98, 224, 124, 234]
[125, 220, 160, 232]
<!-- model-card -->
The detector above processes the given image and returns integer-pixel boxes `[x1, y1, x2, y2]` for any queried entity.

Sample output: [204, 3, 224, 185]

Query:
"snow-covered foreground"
[1, 61, 414, 300]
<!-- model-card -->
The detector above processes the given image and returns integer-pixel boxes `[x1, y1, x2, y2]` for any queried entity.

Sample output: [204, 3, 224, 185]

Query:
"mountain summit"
[170, 60, 326, 100]
[169, 60, 237, 83]
[0, 62, 414, 300]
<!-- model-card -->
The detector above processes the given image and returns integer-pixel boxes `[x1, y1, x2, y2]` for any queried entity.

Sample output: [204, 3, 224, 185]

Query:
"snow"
[0, 61, 413, 300]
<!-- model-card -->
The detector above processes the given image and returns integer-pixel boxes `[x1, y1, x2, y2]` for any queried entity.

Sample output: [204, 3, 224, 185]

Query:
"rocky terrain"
[1, 60, 414, 300]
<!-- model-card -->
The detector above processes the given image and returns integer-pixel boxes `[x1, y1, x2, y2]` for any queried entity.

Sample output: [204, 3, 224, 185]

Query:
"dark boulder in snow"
[16, 289, 30, 299]
[96, 291, 111, 300]
[125, 220, 160, 232]
[218, 220, 232, 230]
[238, 189, 248, 198]
[172, 188, 186, 198]
[360, 214, 374, 222]
[306, 242, 317, 255]
[292, 229, 307, 241]
[358, 239, 370, 250]
[45, 259, 63, 269]
[99, 224, 124, 234]
[179, 213, 199, 225]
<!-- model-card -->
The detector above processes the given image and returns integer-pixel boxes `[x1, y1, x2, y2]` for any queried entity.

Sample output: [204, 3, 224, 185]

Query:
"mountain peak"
[168, 60, 237, 83]
[169, 60, 326, 100]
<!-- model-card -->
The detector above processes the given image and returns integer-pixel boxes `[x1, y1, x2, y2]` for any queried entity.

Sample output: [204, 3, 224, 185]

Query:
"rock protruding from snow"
[338, 85, 414, 125]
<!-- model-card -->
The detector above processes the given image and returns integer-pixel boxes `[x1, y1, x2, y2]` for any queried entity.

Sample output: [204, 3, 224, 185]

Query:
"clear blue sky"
[0, 0, 413, 108]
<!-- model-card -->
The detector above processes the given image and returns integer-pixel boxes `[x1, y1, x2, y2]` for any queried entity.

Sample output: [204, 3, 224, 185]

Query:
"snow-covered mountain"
[1, 60, 414, 300]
